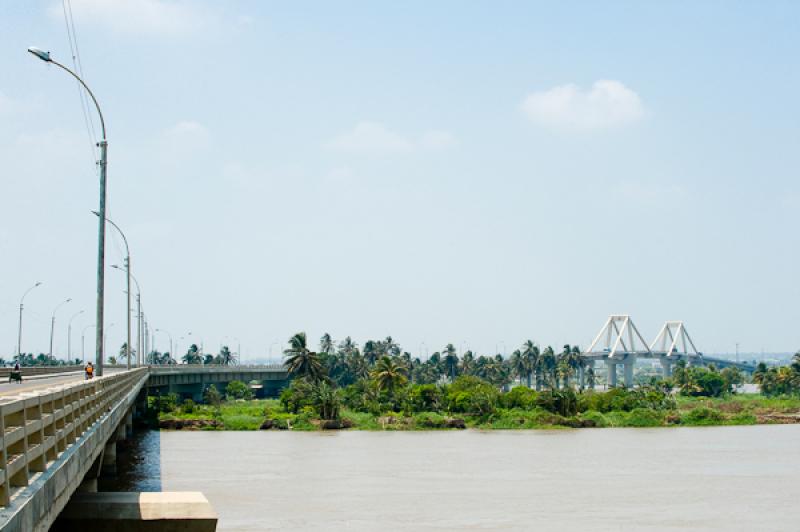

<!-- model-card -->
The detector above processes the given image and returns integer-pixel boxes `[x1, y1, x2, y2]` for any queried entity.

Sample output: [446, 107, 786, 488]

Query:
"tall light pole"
[17, 281, 42, 359]
[112, 264, 141, 368]
[29, 46, 108, 377]
[49, 298, 72, 363]
[156, 329, 173, 362]
[67, 309, 84, 362]
[95, 212, 131, 370]
[82, 324, 96, 363]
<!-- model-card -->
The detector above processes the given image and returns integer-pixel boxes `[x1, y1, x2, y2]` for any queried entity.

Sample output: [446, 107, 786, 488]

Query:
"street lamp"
[17, 281, 42, 359]
[155, 329, 173, 362]
[67, 309, 85, 361]
[95, 212, 131, 370]
[29, 46, 108, 377]
[82, 324, 96, 363]
[111, 264, 141, 368]
[49, 298, 72, 363]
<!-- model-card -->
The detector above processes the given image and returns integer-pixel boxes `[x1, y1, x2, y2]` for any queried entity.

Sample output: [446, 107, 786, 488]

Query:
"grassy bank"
[156, 394, 800, 431]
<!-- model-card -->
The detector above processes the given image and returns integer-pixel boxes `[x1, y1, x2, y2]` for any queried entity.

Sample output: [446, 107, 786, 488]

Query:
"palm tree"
[363, 341, 379, 366]
[371, 356, 408, 396]
[319, 333, 334, 355]
[460, 350, 475, 375]
[443, 344, 459, 380]
[284, 332, 326, 382]
[521, 340, 539, 389]
[381, 336, 401, 357]
[338, 336, 358, 357]
[182, 344, 202, 364]
[510, 349, 528, 386]
[538, 346, 558, 389]
[218, 345, 237, 366]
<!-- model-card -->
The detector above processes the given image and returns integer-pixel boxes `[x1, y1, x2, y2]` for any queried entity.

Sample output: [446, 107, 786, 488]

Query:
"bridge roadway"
[0, 365, 286, 531]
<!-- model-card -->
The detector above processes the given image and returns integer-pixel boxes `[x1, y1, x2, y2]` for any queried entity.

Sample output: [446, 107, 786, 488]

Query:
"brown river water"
[111, 426, 800, 531]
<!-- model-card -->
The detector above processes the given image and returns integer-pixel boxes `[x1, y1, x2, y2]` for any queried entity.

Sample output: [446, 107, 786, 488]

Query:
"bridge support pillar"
[660, 358, 672, 378]
[101, 441, 117, 477]
[125, 411, 134, 439]
[623, 360, 634, 388]
[605, 360, 617, 388]
[578, 366, 585, 389]
[78, 451, 104, 493]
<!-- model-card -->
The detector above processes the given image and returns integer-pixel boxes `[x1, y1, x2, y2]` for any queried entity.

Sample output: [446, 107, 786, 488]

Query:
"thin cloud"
[47, 0, 211, 36]
[521, 80, 645, 130]
[325, 122, 456, 153]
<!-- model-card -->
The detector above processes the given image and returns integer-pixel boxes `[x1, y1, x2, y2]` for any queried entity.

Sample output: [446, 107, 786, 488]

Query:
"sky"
[1, 1, 798, 362]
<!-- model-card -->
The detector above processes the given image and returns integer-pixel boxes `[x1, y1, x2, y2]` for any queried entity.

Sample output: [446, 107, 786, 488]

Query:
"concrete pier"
[605, 360, 617, 387]
[52, 492, 218, 532]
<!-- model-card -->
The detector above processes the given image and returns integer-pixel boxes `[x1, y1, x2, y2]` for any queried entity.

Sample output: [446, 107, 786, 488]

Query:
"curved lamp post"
[111, 264, 142, 367]
[81, 324, 96, 364]
[29, 46, 108, 377]
[155, 329, 173, 363]
[67, 309, 85, 362]
[49, 298, 72, 363]
[17, 281, 42, 359]
[99, 213, 132, 370]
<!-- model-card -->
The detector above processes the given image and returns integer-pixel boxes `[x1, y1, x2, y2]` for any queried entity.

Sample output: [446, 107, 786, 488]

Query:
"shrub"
[149, 393, 178, 414]
[682, 406, 724, 425]
[625, 408, 664, 427]
[203, 385, 222, 407]
[409, 384, 444, 412]
[501, 386, 538, 410]
[535, 389, 579, 417]
[414, 412, 447, 429]
[181, 398, 197, 414]
[446, 376, 499, 416]
[579, 410, 609, 428]
[225, 380, 253, 400]
[280, 379, 315, 413]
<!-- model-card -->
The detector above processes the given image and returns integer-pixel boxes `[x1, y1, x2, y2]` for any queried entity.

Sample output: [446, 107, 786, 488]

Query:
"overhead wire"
[60, 0, 97, 167]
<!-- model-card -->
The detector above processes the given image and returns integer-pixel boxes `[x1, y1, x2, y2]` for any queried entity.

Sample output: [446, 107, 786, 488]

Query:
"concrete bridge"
[147, 365, 288, 401]
[580, 315, 757, 388]
[0, 364, 288, 531]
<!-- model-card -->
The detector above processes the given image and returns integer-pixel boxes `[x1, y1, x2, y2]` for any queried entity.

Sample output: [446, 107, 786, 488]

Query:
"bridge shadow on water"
[100, 429, 163, 492]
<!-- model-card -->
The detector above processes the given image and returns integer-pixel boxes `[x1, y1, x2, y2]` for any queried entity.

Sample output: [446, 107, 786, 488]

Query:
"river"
[112, 426, 800, 531]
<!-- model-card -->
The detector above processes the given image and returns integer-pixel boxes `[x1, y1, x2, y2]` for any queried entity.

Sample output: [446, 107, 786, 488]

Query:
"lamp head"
[35, 281, 42, 287]
[27, 47, 52, 62]
[91, 210, 100, 217]
[111, 264, 121, 270]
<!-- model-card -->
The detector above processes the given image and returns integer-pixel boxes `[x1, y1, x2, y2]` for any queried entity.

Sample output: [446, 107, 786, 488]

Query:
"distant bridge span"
[580, 315, 756, 388]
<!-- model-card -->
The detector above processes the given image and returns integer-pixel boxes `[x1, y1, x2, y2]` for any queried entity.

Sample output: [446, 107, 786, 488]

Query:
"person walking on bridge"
[85, 362, 94, 380]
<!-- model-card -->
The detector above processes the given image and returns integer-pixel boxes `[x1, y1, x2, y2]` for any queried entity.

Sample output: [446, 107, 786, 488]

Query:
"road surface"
[0, 368, 125, 397]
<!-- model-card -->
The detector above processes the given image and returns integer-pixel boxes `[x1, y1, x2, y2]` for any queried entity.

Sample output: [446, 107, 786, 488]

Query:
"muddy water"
[116, 426, 800, 531]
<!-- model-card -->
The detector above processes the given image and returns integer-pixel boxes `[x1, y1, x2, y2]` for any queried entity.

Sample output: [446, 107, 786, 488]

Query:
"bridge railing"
[0, 367, 148, 506]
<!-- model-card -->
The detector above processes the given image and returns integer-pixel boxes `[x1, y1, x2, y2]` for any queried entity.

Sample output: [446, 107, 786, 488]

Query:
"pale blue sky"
[1, 1, 798, 360]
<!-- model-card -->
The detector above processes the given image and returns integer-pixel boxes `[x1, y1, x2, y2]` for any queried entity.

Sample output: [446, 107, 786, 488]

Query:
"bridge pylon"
[649, 321, 700, 358]
[582, 315, 651, 388]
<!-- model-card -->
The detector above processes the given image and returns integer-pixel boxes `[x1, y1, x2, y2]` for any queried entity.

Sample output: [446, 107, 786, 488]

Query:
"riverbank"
[156, 393, 800, 431]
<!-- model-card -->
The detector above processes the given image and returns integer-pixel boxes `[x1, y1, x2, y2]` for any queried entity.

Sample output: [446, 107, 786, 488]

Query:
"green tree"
[203, 384, 222, 407]
[521, 340, 539, 389]
[371, 356, 408, 397]
[320, 333, 334, 355]
[225, 380, 253, 400]
[443, 344, 459, 381]
[218, 345, 237, 366]
[182, 344, 202, 364]
[284, 332, 326, 382]
[311, 380, 341, 420]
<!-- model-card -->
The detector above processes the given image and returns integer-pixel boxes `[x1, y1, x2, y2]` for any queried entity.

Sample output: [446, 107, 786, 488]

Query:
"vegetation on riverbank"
[150, 333, 800, 431]
[152, 382, 800, 431]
